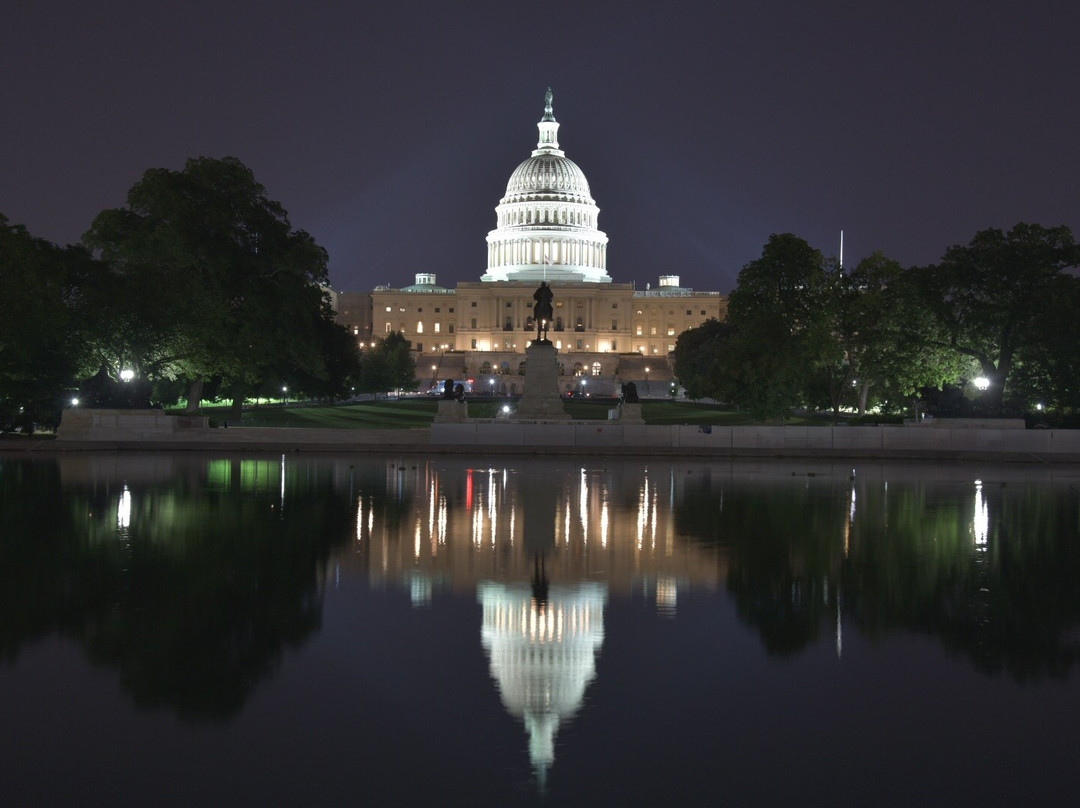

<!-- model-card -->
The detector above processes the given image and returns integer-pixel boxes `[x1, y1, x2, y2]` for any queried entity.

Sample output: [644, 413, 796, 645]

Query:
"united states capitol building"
[333, 90, 726, 395]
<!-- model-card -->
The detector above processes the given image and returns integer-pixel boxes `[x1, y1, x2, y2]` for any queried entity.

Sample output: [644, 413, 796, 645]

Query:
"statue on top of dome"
[542, 88, 555, 121]
[533, 282, 554, 343]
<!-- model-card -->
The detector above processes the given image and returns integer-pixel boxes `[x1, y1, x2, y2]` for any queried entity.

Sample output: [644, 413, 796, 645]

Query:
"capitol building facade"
[333, 90, 726, 394]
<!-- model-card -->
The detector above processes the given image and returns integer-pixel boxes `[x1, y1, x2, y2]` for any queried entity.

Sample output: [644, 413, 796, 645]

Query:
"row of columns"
[488, 238, 606, 270]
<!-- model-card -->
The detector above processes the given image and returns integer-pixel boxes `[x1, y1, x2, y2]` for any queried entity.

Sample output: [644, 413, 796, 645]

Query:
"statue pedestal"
[434, 399, 468, 423]
[513, 342, 570, 420]
[618, 402, 644, 424]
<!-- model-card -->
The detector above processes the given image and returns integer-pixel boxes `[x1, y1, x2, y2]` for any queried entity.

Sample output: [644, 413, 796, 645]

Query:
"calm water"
[2, 453, 1080, 807]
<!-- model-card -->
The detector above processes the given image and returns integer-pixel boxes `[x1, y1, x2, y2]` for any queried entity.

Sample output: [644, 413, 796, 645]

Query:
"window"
[686, 309, 692, 315]
[435, 307, 440, 313]
[611, 320, 617, 330]
[612, 303, 618, 309]
[668, 344, 676, 352]
[576, 339, 583, 349]
[434, 322, 441, 333]
[416, 343, 423, 351]
[575, 316, 584, 331]
[471, 338, 477, 349]
[470, 318, 477, 328]
[667, 326, 675, 336]
[610, 340, 617, 351]
[418, 308, 423, 313]
[448, 324, 454, 333]
[449, 307, 454, 313]
[650, 326, 657, 336]
[385, 306, 392, 312]
[385, 323, 391, 333]
[591, 362, 601, 376]
[506, 301, 512, 308]
[635, 325, 643, 336]
[480, 361, 492, 374]
[417, 321, 424, 334]
[504, 316, 512, 331]
[471, 301, 477, 307]
[573, 362, 584, 376]
[700, 310, 706, 315]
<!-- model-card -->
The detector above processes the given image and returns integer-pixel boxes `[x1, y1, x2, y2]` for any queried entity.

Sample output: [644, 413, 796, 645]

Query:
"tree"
[83, 157, 336, 416]
[0, 215, 91, 431]
[835, 252, 972, 416]
[915, 223, 1079, 414]
[1006, 273, 1080, 413]
[721, 234, 840, 420]
[358, 332, 417, 395]
[672, 318, 731, 400]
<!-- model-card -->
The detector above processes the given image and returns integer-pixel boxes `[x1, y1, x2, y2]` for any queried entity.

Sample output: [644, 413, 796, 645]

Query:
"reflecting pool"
[2, 454, 1080, 806]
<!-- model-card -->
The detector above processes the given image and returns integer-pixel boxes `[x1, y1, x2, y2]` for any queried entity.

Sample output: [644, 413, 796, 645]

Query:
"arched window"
[591, 362, 602, 377]
[573, 362, 584, 377]
[517, 361, 526, 375]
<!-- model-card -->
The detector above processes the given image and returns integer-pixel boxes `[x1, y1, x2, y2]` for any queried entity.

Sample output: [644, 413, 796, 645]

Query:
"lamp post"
[431, 364, 438, 387]
[644, 366, 650, 395]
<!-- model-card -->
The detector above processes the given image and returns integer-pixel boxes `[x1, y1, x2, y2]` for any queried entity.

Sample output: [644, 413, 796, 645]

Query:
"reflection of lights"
[117, 485, 132, 530]
[600, 499, 609, 548]
[973, 480, 989, 546]
[579, 468, 588, 544]
[656, 577, 678, 616]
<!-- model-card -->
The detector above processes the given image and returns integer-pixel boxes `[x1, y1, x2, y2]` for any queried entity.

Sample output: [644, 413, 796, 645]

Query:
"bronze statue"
[533, 281, 554, 343]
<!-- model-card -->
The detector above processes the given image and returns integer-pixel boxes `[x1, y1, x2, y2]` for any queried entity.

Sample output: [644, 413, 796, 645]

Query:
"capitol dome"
[482, 89, 611, 283]
[503, 153, 592, 203]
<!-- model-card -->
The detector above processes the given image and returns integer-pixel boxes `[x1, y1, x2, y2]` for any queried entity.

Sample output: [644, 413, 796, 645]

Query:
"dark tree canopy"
[915, 223, 1079, 414]
[0, 215, 91, 431]
[83, 156, 348, 412]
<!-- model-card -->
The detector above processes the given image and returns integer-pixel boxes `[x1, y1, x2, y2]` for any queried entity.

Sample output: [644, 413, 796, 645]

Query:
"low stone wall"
[430, 422, 1080, 460]
[57, 409, 208, 441]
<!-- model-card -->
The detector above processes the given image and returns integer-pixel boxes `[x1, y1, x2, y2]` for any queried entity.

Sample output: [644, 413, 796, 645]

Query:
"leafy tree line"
[674, 224, 1080, 421]
[1, 157, 414, 432]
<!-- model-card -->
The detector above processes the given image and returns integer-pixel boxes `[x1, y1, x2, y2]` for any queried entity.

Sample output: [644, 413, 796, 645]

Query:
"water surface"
[2, 454, 1079, 806]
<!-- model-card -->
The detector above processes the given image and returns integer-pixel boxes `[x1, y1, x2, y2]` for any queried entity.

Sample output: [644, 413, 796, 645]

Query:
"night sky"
[3, 1, 1078, 294]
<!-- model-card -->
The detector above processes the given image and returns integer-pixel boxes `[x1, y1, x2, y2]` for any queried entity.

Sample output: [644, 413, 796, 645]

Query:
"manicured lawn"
[189, 397, 836, 429]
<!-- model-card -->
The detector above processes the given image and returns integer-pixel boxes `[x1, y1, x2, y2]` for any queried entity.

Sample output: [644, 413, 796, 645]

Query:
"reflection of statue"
[533, 282, 554, 342]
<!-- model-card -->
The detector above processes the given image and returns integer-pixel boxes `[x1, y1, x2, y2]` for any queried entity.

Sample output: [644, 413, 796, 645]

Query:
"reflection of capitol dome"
[479, 581, 607, 784]
[482, 89, 611, 283]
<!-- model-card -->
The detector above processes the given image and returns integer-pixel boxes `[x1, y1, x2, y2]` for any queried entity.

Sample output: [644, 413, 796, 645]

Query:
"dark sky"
[3, 1, 1077, 293]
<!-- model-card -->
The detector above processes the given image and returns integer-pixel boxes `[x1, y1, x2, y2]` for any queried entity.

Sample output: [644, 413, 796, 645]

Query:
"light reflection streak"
[973, 480, 989, 547]
[117, 485, 132, 530]
[579, 468, 588, 545]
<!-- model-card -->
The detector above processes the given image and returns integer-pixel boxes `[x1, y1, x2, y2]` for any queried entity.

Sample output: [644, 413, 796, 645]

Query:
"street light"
[431, 364, 438, 387]
[644, 366, 650, 393]
[974, 376, 990, 391]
